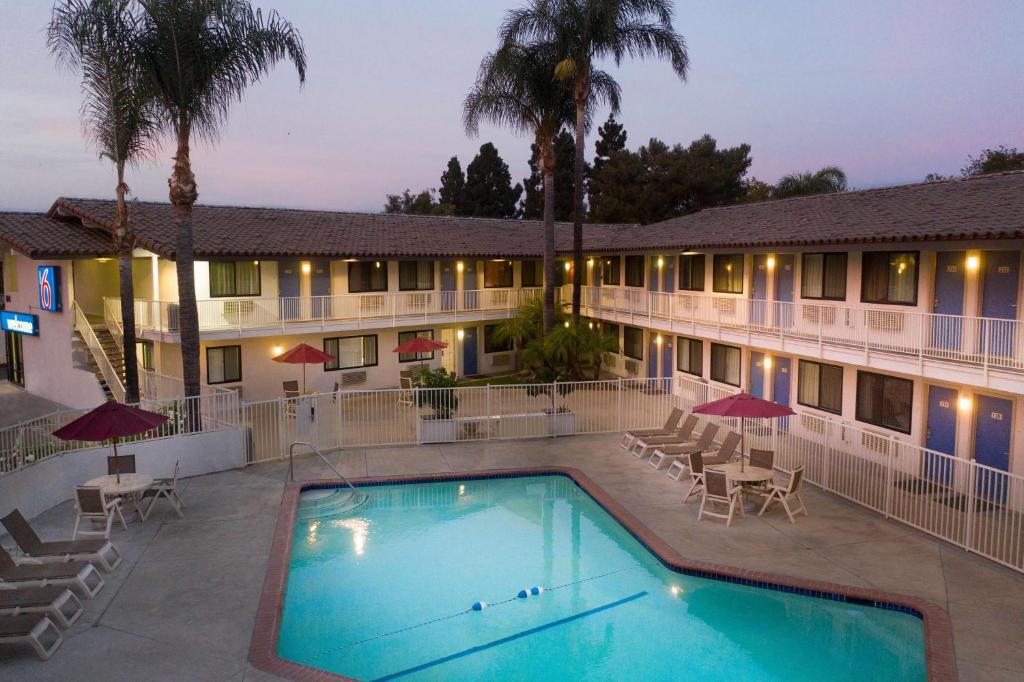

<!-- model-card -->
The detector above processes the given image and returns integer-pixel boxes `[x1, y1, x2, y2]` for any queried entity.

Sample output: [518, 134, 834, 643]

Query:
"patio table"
[85, 473, 154, 522]
[707, 463, 773, 512]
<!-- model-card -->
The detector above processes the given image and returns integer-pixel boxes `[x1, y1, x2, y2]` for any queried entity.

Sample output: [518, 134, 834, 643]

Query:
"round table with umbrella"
[692, 392, 795, 472]
[392, 337, 449, 379]
[273, 342, 336, 394]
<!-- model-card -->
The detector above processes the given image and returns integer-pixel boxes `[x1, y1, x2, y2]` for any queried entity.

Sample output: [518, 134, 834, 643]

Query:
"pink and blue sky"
[0, 0, 1021, 213]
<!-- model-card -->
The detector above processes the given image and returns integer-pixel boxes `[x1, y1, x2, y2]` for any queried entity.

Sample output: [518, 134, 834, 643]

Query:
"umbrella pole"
[112, 437, 121, 484]
[740, 418, 745, 473]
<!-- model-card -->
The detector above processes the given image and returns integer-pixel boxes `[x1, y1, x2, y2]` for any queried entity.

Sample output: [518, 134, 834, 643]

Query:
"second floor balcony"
[572, 285, 1024, 390]
[108, 288, 543, 339]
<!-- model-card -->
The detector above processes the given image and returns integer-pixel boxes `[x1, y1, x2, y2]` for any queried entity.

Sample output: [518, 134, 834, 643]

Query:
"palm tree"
[773, 166, 848, 199]
[464, 41, 580, 332]
[501, 0, 689, 322]
[49, 0, 157, 404]
[137, 0, 306, 399]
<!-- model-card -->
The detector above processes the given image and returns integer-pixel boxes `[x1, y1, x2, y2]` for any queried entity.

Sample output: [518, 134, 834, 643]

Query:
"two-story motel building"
[1, 171, 1022, 476]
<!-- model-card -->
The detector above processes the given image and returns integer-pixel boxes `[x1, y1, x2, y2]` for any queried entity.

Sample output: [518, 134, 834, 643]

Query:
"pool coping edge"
[248, 467, 957, 682]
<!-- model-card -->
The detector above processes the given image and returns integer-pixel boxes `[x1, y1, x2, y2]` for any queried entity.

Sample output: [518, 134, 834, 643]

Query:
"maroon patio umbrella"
[53, 401, 169, 483]
[693, 392, 795, 471]
[392, 337, 449, 354]
[273, 342, 336, 394]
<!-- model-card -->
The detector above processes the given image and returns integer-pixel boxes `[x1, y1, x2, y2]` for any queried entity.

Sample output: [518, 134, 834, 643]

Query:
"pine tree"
[462, 142, 523, 218]
[588, 114, 628, 219]
[438, 156, 465, 214]
[521, 130, 580, 221]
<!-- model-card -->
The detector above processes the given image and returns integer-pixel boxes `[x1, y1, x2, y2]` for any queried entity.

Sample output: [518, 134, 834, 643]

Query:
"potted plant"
[416, 368, 459, 443]
[545, 404, 578, 436]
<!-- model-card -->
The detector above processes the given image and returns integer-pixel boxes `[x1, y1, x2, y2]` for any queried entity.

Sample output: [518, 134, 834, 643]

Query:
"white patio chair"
[698, 469, 744, 527]
[758, 466, 808, 524]
[72, 487, 126, 540]
[141, 461, 185, 521]
[398, 375, 414, 407]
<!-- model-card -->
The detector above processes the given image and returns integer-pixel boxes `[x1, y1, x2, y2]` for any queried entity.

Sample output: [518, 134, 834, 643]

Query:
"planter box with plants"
[545, 407, 578, 436]
[415, 368, 460, 444]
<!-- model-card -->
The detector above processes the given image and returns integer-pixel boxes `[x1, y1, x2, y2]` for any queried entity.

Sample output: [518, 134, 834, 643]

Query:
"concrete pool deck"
[2, 434, 1022, 681]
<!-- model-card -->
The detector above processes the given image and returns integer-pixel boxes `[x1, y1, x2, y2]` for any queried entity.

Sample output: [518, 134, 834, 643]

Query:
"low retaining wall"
[0, 428, 245, 521]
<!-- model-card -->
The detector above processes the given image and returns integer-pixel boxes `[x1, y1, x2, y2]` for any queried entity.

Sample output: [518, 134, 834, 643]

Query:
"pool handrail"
[287, 441, 360, 499]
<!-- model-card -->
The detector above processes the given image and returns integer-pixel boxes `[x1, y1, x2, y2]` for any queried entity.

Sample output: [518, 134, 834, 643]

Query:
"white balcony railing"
[571, 285, 1024, 372]
[106, 288, 543, 336]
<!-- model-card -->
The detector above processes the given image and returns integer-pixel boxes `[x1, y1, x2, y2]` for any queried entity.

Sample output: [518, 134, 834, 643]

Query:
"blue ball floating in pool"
[518, 589, 529, 599]
[530, 586, 543, 596]
[472, 601, 488, 611]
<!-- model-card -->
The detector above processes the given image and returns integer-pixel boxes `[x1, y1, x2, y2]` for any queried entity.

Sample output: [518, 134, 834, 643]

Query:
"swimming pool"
[267, 473, 929, 681]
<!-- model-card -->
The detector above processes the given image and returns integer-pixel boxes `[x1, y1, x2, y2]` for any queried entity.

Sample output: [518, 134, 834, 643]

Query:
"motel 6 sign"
[37, 265, 62, 312]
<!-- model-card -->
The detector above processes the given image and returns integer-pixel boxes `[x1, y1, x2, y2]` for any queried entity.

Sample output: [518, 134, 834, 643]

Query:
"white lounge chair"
[141, 461, 185, 521]
[2, 509, 122, 573]
[618, 408, 685, 450]
[759, 466, 808, 524]
[0, 613, 64, 661]
[72, 487, 126, 540]
[0, 585, 84, 629]
[631, 416, 704, 459]
[0, 546, 104, 599]
[698, 469, 744, 527]
[651, 428, 738, 471]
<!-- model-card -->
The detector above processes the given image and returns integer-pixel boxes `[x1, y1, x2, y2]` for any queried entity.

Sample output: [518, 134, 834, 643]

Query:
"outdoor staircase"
[71, 324, 125, 401]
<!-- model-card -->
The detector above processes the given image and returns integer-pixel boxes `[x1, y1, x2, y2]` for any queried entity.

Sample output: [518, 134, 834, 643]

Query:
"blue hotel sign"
[1, 311, 39, 336]
[37, 265, 62, 312]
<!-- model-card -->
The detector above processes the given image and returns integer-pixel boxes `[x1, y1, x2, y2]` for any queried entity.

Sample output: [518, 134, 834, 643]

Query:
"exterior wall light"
[301, 262, 311, 274]
[456, 261, 464, 273]
[766, 256, 776, 270]
[456, 329, 464, 341]
[657, 256, 664, 269]
[655, 334, 663, 346]
[958, 396, 973, 412]
[763, 356, 773, 369]
[253, 260, 260, 266]
[374, 261, 382, 269]
[564, 321, 570, 328]
[966, 255, 979, 272]
[273, 345, 283, 356]
[587, 258, 594, 267]
[588, 322, 593, 329]
[564, 261, 572, 272]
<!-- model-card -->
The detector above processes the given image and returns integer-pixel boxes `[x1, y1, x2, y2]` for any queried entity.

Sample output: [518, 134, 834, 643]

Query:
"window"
[206, 345, 241, 384]
[678, 254, 705, 291]
[710, 343, 741, 385]
[136, 340, 154, 371]
[484, 324, 512, 353]
[712, 254, 744, 293]
[484, 260, 513, 288]
[323, 335, 378, 371]
[797, 360, 843, 414]
[623, 326, 643, 360]
[209, 261, 260, 297]
[520, 260, 542, 287]
[801, 253, 847, 300]
[398, 261, 434, 291]
[602, 257, 620, 285]
[601, 322, 620, 353]
[861, 252, 918, 305]
[856, 371, 913, 433]
[676, 336, 703, 376]
[397, 329, 434, 362]
[348, 261, 388, 293]
[624, 256, 645, 287]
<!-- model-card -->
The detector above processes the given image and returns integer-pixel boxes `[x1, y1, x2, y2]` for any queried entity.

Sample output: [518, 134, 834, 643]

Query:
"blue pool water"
[278, 476, 925, 681]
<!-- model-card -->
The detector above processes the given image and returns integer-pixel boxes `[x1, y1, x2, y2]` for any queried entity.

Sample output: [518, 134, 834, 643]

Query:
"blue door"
[463, 261, 478, 309]
[974, 394, 1012, 502]
[440, 260, 456, 311]
[310, 260, 331, 319]
[751, 255, 768, 325]
[647, 334, 658, 379]
[772, 357, 791, 406]
[662, 257, 675, 294]
[649, 258, 660, 293]
[749, 351, 766, 398]
[981, 251, 1020, 358]
[278, 260, 300, 320]
[931, 252, 965, 351]
[774, 255, 795, 327]
[462, 327, 478, 376]
[660, 336, 673, 380]
[924, 386, 958, 484]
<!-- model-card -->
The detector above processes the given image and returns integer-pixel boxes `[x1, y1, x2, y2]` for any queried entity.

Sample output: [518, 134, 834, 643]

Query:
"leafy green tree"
[384, 188, 451, 215]
[49, 0, 158, 404]
[773, 166, 848, 199]
[501, 0, 689, 322]
[741, 177, 774, 203]
[438, 156, 466, 213]
[461, 142, 523, 219]
[961, 146, 1024, 176]
[588, 113, 627, 218]
[521, 130, 582, 221]
[923, 173, 948, 182]
[138, 0, 306, 399]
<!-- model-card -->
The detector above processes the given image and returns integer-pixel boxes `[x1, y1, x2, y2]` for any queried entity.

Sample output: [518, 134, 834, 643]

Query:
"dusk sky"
[1, 1, 1021, 213]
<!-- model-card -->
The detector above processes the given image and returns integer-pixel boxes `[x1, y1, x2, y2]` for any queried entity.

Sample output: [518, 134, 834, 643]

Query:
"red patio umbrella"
[392, 337, 449, 354]
[273, 343, 336, 394]
[693, 392, 795, 471]
[53, 401, 169, 483]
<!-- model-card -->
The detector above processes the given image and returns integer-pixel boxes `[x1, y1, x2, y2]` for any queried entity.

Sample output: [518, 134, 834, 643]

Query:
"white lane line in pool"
[305, 565, 643, 661]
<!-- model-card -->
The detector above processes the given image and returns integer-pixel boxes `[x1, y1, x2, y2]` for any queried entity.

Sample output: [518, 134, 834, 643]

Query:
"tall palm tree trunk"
[571, 78, 588, 323]
[114, 171, 139, 404]
[541, 137, 556, 333]
[169, 131, 202, 412]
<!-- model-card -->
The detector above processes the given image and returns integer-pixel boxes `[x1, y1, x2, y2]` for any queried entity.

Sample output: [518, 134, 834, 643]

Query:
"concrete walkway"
[0, 382, 70, 428]
[2, 435, 1022, 681]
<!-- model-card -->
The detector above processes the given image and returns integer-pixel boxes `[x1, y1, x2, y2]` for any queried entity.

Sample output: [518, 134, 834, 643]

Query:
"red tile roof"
[0, 212, 114, 258]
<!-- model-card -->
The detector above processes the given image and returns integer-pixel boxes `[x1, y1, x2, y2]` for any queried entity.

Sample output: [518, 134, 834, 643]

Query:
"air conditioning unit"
[802, 305, 836, 326]
[491, 353, 512, 368]
[713, 298, 736, 316]
[360, 295, 386, 316]
[223, 299, 254, 324]
[866, 309, 904, 333]
[861, 430, 892, 454]
[604, 354, 618, 368]
[800, 413, 825, 433]
[341, 371, 367, 386]
[624, 359, 640, 376]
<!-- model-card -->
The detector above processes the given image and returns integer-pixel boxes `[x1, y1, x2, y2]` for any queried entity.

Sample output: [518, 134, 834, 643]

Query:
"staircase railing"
[72, 302, 125, 402]
[103, 297, 125, 351]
